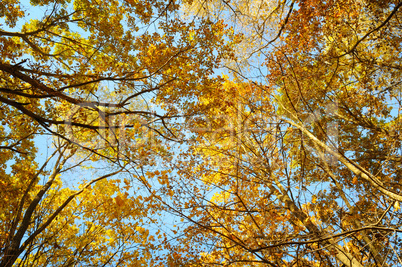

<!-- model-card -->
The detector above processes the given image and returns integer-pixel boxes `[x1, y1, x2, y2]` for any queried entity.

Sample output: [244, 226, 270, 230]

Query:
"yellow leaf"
[312, 195, 317, 204]
[114, 195, 125, 207]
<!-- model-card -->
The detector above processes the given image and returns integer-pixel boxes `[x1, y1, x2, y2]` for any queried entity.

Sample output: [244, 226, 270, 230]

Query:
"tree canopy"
[1, 0, 402, 266]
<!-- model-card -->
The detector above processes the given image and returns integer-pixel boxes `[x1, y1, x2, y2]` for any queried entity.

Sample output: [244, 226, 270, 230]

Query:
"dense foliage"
[1, 0, 402, 266]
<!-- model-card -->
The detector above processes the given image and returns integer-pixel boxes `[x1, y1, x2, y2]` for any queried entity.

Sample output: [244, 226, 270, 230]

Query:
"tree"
[3, 0, 402, 266]
[0, 0, 233, 266]
[163, 0, 402, 266]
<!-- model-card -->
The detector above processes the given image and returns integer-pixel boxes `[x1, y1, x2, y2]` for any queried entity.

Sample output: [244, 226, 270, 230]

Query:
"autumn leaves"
[1, 0, 402, 266]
